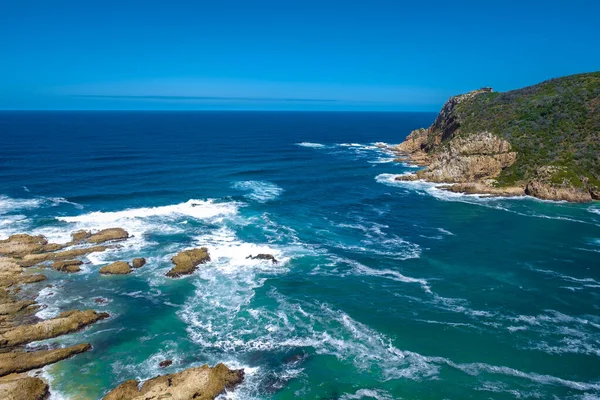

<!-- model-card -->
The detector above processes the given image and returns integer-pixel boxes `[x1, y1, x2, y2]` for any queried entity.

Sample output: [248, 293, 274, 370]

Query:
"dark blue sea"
[1, 111, 599, 399]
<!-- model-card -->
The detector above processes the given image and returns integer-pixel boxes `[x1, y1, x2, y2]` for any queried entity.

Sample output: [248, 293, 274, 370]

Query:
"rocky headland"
[392, 72, 600, 202]
[0, 229, 242, 399]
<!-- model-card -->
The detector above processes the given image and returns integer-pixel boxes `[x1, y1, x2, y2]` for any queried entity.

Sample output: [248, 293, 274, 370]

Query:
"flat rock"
[0, 343, 90, 376]
[0, 235, 64, 258]
[100, 261, 131, 275]
[52, 260, 83, 273]
[19, 246, 108, 267]
[166, 248, 210, 278]
[71, 230, 92, 242]
[131, 257, 146, 269]
[0, 375, 49, 400]
[0, 309, 108, 348]
[86, 228, 129, 244]
[103, 363, 244, 400]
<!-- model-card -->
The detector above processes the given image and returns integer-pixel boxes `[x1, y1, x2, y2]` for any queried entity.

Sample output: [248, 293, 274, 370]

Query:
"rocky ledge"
[166, 248, 211, 278]
[392, 73, 600, 202]
[103, 363, 244, 400]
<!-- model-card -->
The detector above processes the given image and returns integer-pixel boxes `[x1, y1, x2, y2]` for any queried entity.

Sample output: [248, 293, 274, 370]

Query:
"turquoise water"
[1, 111, 599, 399]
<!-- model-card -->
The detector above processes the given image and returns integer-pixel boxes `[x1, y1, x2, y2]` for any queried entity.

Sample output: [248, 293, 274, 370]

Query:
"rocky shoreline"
[389, 87, 599, 203]
[0, 228, 245, 399]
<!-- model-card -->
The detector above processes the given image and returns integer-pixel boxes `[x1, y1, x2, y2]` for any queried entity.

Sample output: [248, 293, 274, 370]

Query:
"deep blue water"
[1, 111, 599, 400]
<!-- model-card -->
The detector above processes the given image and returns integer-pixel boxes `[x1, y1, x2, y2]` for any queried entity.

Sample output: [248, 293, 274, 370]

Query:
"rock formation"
[0, 375, 49, 400]
[86, 228, 129, 244]
[0, 343, 91, 376]
[166, 248, 210, 278]
[99, 261, 132, 275]
[103, 363, 244, 400]
[131, 257, 146, 268]
[52, 259, 83, 273]
[246, 254, 278, 264]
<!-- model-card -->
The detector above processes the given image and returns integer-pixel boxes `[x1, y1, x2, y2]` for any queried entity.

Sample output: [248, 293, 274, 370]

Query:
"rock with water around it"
[71, 230, 92, 242]
[0, 343, 91, 376]
[103, 363, 244, 400]
[131, 258, 146, 269]
[86, 228, 129, 244]
[19, 246, 108, 267]
[99, 261, 131, 275]
[52, 259, 83, 273]
[0, 234, 65, 258]
[166, 248, 210, 278]
[0, 309, 108, 348]
[246, 254, 278, 264]
[0, 375, 49, 400]
[159, 359, 172, 368]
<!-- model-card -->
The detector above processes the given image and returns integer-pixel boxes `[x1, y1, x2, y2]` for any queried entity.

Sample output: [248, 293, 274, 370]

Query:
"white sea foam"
[340, 388, 395, 400]
[588, 207, 600, 216]
[232, 181, 283, 202]
[0, 194, 44, 215]
[296, 142, 326, 148]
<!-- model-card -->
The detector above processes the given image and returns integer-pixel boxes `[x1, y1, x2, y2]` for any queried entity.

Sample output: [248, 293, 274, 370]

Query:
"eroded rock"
[19, 246, 108, 267]
[99, 261, 131, 275]
[0, 343, 91, 376]
[103, 363, 244, 400]
[0, 375, 49, 400]
[166, 248, 210, 278]
[86, 228, 129, 244]
[246, 254, 278, 264]
[52, 260, 83, 273]
[131, 258, 146, 269]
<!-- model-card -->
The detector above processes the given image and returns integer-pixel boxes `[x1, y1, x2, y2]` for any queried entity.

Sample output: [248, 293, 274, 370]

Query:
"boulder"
[86, 228, 129, 244]
[0, 309, 108, 348]
[52, 260, 83, 273]
[103, 363, 244, 400]
[99, 261, 131, 275]
[246, 254, 278, 264]
[166, 248, 210, 278]
[0, 343, 91, 376]
[0, 376, 49, 400]
[131, 258, 146, 269]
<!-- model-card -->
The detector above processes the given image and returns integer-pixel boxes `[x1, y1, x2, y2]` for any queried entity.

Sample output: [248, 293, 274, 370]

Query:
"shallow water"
[1, 111, 599, 399]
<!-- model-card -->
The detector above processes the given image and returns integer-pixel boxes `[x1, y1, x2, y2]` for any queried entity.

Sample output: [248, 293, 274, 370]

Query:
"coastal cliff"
[393, 72, 600, 202]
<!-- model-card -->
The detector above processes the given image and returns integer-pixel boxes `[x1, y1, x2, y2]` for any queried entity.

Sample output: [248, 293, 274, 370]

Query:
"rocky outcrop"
[131, 258, 146, 269]
[166, 248, 210, 278]
[0, 310, 108, 348]
[0, 235, 65, 258]
[19, 245, 108, 267]
[99, 261, 131, 275]
[246, 254, 278, 264]
[0, 375, 49, 400]
[52, 259, 83, 273]
[86, 228, 129, 244]
[103, 363, 244, 400]
[0, 343, 91, 376]
[71, 230, 92, 242]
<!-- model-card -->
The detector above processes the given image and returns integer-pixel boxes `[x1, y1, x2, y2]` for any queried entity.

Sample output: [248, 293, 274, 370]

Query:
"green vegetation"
[452, 72, 600, 188]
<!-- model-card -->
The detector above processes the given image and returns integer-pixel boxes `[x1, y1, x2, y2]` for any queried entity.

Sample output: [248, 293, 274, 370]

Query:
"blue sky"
[1, 0, 599, 111]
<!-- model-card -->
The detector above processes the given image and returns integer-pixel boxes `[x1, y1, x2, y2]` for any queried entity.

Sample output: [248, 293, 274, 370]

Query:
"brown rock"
[52, 260, 83, 273]
[71, 230, 92, 242]
[99, 261, 131, 275]
[0, 309, 108, 348]
[86, 228, 129, 244]
[0, 375, 49, 400]
[103, 363, 244, 400]
[166, 248, 210, 278]
[445, 183, 525, 197]
[19, 246, 108, 267]
[94, 298, 106, 304]
[525, 180, 592, 202]
[0, 235, 46, 258]
[158, 359, 172, 368]
[131, 258, 146, 269]
[0, 300, 36, 316]
[0, 343, 91, 376]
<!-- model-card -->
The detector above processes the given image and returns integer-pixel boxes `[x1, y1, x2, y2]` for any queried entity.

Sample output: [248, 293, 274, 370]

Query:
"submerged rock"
[103, 363, 244, 400]
[0, 343, 91, 376]
[86, 228, 129, 244]
[131, 257, 146, 269]
[158, 359, 172, 368]
[0, 309, 108, 348]
[52, 259, 83, 273]
[246, 254, 278, 264]
[0, 375, 49, 400]
[99, 261, 131, 275]
[166, 248, 210, 278]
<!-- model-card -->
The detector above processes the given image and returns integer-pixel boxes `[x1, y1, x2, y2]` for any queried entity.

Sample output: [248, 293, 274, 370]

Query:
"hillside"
[394, 72, 600, 202]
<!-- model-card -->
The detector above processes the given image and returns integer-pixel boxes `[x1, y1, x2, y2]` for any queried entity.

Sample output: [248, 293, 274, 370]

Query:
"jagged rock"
[131, 258, 146, 269]
[0, 343, 90, 376]
[525, 180, 592, 202]
[52, 260, 83, 273]
[99, 261, 131, 275]
[246, 254, 278, 264]
[0, 300, 36, 316]
[0, 309, 108, 348]
[103, 363, 244, 400]
[86, 228, 129, 244]
[158, 359, 172, 368]
[0, 235, 64, 258]
[19, 246, 108, 267]
[0, 375, 49, 400]
[166, 248, 210, 278]
[71, 230, 92, 242]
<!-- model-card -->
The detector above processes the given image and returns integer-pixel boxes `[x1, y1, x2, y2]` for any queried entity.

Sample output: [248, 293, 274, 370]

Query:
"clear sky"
[1, 0, 599, 111]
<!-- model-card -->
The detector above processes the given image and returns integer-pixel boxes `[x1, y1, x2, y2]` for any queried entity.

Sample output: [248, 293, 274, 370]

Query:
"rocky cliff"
[394, 72, 600, 202]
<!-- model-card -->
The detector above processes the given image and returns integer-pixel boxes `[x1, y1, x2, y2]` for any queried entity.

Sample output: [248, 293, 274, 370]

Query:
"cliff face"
[394, 72, 600, 202]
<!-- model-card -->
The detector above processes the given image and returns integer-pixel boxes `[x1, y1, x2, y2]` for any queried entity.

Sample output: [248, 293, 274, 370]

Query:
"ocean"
[1, 111, 599, 399]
